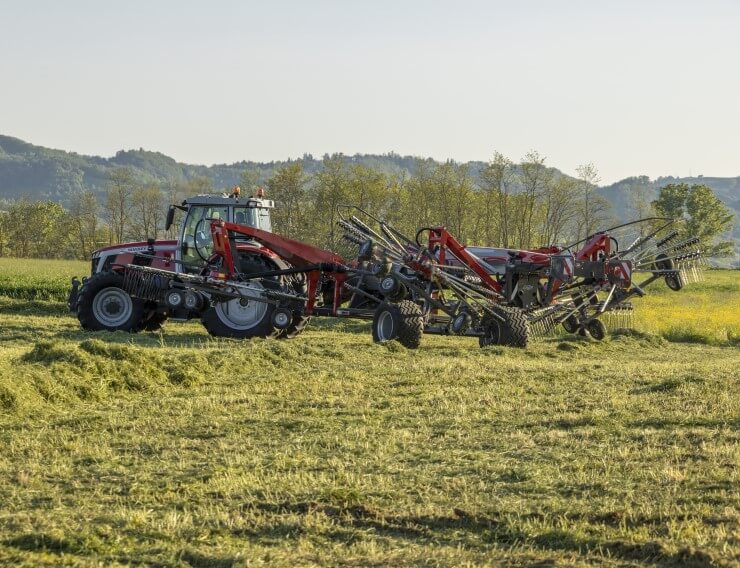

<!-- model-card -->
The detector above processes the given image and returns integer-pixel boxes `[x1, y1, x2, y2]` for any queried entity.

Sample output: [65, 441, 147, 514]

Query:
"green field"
[0, 260, 738, 566]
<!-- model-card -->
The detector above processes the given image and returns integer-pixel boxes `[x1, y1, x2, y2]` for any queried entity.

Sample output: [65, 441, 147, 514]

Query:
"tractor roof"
[181, 194, 274, 208]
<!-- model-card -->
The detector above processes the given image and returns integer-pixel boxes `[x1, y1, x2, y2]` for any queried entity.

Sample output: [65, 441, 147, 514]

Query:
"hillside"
[0, 134, 737, 242]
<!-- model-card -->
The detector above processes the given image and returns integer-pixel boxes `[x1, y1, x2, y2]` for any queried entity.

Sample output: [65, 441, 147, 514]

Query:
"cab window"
[181, 206, 229, 269]
[258, 208, 272, 232]
[233, 208, 258, 227]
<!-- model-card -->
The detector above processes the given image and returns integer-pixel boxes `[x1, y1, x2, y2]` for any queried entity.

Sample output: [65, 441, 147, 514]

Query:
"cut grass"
[0, 262, 737, 566]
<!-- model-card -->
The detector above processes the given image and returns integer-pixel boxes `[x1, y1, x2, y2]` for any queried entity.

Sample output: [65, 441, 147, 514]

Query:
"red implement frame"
[209, 220, 350, 315]
[424, 227, 504, 292]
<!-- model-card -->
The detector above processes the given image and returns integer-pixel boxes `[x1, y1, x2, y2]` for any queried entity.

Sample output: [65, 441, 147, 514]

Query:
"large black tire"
[372, 300, 424, 349]
[77, 271, 146, 332]
[201, 253, 282, 339]
[479, 305, 529, 348]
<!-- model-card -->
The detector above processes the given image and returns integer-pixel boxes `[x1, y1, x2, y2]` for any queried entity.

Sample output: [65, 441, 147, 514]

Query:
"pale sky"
[1, 0, 739, 184]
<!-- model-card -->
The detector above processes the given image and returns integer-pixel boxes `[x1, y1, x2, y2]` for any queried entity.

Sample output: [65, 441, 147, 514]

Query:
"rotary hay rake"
[338, 209, 706, 342]
[338, 207, 530, 347]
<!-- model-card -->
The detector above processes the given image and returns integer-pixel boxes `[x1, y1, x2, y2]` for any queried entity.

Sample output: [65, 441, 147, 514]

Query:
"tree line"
[0, 151, 733, 260]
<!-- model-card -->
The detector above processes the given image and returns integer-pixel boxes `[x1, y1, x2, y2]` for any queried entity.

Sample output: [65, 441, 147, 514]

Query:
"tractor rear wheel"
[201, 253, 282, 339]
[372, 300, 424, 349]
[201, 291, 281, 339]
[77, 271, 145, 332]
[479, 306, 529, 348]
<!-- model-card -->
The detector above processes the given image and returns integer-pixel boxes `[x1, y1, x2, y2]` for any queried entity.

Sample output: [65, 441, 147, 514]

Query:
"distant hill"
[0, 134, 737, 246]
[0, 135, 425, 202]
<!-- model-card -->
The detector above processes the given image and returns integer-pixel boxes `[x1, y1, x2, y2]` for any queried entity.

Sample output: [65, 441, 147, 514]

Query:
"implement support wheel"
[372, 300, 424, 349]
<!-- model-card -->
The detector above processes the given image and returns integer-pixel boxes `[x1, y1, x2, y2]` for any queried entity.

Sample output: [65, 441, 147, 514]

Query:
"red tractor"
[69, 193, 308, 339]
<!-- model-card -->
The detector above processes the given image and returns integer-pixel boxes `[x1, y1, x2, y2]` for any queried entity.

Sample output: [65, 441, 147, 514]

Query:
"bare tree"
[104, 168, 135, 243]
[479, 152, 514, 246]
[541, 176, 578, 245]
[519, 150, 553, 248]
[131, 184, 164, 239]
[68, 190, 99, 258]
[575, 163, 611, 241]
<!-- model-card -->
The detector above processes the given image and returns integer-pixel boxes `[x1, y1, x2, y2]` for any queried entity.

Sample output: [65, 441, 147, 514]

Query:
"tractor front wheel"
[77, 271, 145, 332]
[372, 300, 424, 349]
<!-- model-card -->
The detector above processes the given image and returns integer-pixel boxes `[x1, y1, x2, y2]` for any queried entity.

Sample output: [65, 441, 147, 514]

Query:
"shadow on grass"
[234, 501, 715, 566]
[629, 417, 740, 429]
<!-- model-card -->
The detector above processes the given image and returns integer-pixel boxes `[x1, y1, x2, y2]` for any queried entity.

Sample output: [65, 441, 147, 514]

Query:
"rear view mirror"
[165, 205, 176, 231]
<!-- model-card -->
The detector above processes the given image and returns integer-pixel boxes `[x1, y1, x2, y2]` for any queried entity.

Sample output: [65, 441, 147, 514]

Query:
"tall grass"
[634, 270, 740, 346]
[0, 258, 88, 301]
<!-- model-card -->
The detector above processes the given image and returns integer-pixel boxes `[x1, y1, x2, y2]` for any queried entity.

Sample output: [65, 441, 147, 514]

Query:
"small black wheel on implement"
[586, 318, 607, 341]
[562, 315, 579, 334]
[279, 314, 311, 340]
[372, 300, 424, 349]
[479, 305, 529, 348]
[379, 274, 407, 302]
[77, 271, 146, 332]
[665, 273, 683, 291]
[655, 253, 684, 291]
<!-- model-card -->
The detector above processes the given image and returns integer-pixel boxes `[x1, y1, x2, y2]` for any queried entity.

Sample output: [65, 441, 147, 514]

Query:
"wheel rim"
[376, 310, 395, 341]
[274, 310, 290, 328]
[215, 288, 268, 331]
[92, 287, 133, 327]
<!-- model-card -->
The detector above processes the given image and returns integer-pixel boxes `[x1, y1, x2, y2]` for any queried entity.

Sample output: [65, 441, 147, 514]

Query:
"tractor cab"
[166, 194, 274, 272]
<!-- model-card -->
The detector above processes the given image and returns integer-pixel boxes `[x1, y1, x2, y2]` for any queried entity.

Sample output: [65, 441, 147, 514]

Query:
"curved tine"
[382, 222, 417, 249]
[615, 219, 676, 259]
[380, 223, 412, 254]
[350, 215, 387, 243]
[349, 216, 407, 256]
[566, 217, 674, 251]
[338, 204, 388, 227]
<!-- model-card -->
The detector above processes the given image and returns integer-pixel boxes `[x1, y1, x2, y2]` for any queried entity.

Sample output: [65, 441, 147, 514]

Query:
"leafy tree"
[654, 183, 734, 256]
[652, 183, 690, 220]
[310, 154, 351, 249]
[267, 163, 309, 240]
[519, 151, 553, 248]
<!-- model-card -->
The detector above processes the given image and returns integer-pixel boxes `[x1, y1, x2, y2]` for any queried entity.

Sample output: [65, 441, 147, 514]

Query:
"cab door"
[178, 205, 229, 272]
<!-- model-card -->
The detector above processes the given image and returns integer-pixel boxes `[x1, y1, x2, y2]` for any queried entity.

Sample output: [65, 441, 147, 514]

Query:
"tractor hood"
[92, 239, 178, 257]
